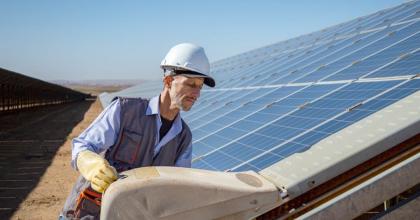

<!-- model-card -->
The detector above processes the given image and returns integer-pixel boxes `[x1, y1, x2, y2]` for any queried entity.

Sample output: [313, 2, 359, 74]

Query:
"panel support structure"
[297, 151, 420, 219]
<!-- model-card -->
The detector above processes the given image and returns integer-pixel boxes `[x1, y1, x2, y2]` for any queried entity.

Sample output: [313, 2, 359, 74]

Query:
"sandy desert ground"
[0, 91, 106, 219]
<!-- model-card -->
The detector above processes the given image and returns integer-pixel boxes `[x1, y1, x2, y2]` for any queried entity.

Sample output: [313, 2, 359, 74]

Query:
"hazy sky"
[0, 0, 405, 82]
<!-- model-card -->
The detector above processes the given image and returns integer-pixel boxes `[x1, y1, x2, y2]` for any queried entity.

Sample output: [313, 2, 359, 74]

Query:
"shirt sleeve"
[71, 99, 121, 169]
[175, 141, 192, 168]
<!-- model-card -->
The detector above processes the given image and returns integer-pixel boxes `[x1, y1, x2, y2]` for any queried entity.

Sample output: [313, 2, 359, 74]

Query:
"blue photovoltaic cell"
[364, 49, 420, 78]
[191, 86, 303, 139]
[290, 25, 396, 82]
[231, 48, 314, 87]
[401, 10, 420, 22]
[367, 3, 420, 30]
[324, 31, 420, 81]
[315, 80, 420, 134]
[188, 88, 275, 135]
[295, 21, 420, 83]
[277, 27, 399, 84]
[191, 83, 342, 159]
[186, 88, 270, 127]
[267, 38, 358, 85]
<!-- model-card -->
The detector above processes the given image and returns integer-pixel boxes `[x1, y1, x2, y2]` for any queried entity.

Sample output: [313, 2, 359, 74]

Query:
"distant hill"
[51, 79, 146, 87]
[51, 79, 149, 96]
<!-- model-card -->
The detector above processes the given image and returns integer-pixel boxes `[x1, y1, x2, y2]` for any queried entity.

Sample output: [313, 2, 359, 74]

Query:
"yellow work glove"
[77, 150, 118, 193]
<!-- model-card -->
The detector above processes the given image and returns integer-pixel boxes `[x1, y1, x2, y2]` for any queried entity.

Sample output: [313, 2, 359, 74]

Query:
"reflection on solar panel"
[100, 1, 420, 173]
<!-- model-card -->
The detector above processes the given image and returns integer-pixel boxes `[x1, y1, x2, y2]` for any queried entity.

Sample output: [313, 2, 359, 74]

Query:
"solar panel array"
[184, 1, 420, 171]
[100, 1, 420, 173]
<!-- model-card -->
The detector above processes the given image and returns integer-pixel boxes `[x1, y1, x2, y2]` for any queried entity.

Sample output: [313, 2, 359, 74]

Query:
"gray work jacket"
[61, 97, 192, 219]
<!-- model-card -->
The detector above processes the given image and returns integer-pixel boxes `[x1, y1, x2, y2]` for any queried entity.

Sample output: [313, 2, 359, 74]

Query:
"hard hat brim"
[169, 70, 215, 87]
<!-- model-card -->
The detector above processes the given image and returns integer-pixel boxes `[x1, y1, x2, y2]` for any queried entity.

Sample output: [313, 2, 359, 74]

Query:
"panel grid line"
[192, 82, 351, 163]
[230, 79, 411, 171]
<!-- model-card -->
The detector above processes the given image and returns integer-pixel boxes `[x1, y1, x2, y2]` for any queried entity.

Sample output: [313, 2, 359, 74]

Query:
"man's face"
[169, 75, 204, 111]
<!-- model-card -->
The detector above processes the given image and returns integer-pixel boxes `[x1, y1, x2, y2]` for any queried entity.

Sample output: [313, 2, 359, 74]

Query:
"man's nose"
[191, 88, 201, 99]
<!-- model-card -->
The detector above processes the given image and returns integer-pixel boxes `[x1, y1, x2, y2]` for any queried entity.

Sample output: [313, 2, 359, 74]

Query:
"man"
[61, 43, 215, 219]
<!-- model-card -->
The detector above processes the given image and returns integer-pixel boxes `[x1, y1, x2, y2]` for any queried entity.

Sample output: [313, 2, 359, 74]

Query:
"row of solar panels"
[212, 20, 419, 88]
[211, 1, 419, 78]
[190, 78, 420, 171]
[100, 2, 419, 103]
[185, 1, 420, 171]
[99, 1, 420, 175]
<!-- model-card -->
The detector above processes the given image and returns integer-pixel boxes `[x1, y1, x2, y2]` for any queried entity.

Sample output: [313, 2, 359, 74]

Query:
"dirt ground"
[65, 84, 131, 96]
[0, 98, 104, 220]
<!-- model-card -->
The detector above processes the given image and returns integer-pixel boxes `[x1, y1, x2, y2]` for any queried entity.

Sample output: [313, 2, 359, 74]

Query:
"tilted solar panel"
[99, 1, 420, 178]
[192, 80, 406, 171]
[187, 4, 420, 171]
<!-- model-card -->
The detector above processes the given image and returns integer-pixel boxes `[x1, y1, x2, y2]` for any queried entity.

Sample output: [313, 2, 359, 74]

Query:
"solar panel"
[364, 49, 420, 78]
[316, 79, 420, 134]
[324, 31, 420, 81]
[192, 80, 404, 171]
[191, 84, 343, 158]
[234, 79, 420, 171]
[186, 88, 275, 128]
[365, 3, 420, 29]
[191, 87, 301, 138]
[295, 21, 420, 83]
[99, 1, 420, 176]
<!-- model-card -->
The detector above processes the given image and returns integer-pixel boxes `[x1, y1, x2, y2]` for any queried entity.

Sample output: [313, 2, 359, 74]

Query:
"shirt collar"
[146, 95, 183, 131]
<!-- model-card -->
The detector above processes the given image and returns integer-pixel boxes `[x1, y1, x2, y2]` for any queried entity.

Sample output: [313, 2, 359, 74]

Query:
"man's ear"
[163, 75, 173, 89]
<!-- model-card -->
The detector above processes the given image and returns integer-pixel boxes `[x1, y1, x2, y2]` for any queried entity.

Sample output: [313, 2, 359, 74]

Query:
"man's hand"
[77, 150, 118, 193]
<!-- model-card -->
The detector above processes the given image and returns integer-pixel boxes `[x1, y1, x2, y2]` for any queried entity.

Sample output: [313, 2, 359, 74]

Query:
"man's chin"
[181, 104, 193, 112]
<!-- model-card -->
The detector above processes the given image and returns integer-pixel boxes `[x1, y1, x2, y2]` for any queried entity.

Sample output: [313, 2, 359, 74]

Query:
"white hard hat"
[161, 43, 215, 87]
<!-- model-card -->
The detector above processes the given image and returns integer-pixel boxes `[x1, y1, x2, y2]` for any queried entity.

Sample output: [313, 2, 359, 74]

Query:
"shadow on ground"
[0, 100, 94, 219]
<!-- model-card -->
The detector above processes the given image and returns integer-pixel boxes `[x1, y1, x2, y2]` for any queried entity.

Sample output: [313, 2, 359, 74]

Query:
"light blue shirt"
[71, 95, 192, 169]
